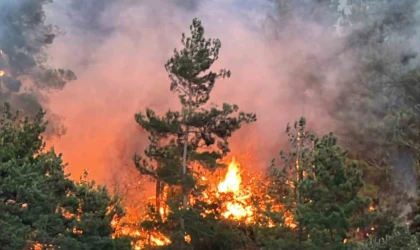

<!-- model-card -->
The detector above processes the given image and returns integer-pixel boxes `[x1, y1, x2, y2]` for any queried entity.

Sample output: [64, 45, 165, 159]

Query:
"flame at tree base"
[111, 156, 296, 249]
[217, 157, 255, 222]
[111, 217, 172, 249]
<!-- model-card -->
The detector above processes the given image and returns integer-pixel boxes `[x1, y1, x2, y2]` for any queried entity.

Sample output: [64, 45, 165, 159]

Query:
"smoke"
[37, 0, 420, 207]
[42, 0, 339, 186]
[0, 0, 76, 138]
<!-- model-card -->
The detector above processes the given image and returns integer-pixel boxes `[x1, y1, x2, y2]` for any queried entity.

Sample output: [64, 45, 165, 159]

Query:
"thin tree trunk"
[180, 124, 188, 232]
[296, 133, 303, 250]
[181, 93, 192, 234]
[148, 231, 151, 249]
[156, 140, 162, 221]
[156, 179, 161, 219]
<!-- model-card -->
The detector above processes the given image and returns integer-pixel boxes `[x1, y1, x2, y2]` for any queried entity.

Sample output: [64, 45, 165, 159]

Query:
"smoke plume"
[37, 0, 420, 202]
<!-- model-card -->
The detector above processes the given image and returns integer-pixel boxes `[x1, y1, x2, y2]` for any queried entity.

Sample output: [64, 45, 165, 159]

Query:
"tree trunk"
[181, 124, 188, 232]
[181, 93, 192, 234]
[156, 179, 161, 219]
[296, 133, 303, 250]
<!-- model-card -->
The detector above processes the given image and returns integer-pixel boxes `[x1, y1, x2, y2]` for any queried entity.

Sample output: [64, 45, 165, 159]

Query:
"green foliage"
[357, 226, 420, 250]
[165, 18, 231, 107]
[133, 18, 256, 248]
[0, 103, 129, 249]
[133, 17, 256, 191]
[164, 205, 252, 250]
[263, 117, 371, 249]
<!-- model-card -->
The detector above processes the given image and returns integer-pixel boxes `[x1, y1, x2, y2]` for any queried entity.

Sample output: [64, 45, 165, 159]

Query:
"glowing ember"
[73, 228, 83, 234]
[159, 206, 165, 219]
[32, 243, 54, 250]
[185, 233, 192, 244]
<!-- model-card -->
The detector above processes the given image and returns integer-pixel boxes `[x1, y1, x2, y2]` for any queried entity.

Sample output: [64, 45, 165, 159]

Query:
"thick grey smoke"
[0, 0, 76, 137]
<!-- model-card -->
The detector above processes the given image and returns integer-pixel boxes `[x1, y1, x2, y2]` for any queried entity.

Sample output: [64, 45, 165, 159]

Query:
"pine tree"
[0, 103, 129, 249]
[133, 18, 256, 246]
[265, 117, 371, 249]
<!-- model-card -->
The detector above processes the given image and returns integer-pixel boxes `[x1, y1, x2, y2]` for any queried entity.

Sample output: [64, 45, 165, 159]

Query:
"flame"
[216, 157, 255, 222]
[218, 157, 241, 193]
[223, 202, 253, 219]
[150, 234, 171, 246]
[215, 157, 298, 227]
[111, 212, 171, 249]
[110, 156, 296, 248]
[159, 206, 165, 219]
[31, 156, 302, 250]
[0, 70, 5, 77]
[32, 243, 54, 250]
[185, 233, 192, 244]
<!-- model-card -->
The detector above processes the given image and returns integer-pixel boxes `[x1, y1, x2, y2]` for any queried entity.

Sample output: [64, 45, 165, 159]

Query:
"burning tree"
[132, 18, 256, 248]
[263, 117, 372, 249]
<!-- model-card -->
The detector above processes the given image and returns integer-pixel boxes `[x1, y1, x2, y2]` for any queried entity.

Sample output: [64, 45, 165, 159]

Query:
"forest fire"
[111, 157, 296, 249]
[1, 1, 417, 248]
[204, 157, 295, 228]
[216, 157, 255, 222]
[111, 211, 172, 249]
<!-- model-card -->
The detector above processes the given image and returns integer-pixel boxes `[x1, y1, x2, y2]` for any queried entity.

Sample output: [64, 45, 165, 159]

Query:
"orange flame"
[216, 157, 254, 222]
[111, 156, 297, 249]
[214, 157, 296, 227]
[185, 233, 192, 244]
[111, 213, 171, 249]
[218, 157, 242, 193]
[150, 234, 171, 246]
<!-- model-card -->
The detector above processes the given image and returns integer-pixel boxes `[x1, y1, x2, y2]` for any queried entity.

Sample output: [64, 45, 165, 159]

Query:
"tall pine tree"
[133, 18, 256, 247]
